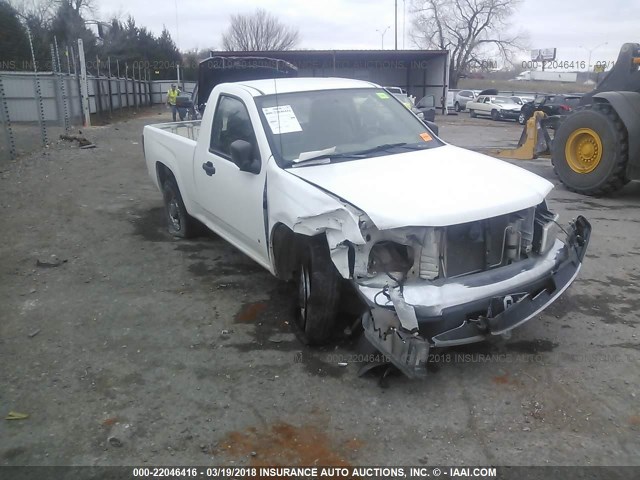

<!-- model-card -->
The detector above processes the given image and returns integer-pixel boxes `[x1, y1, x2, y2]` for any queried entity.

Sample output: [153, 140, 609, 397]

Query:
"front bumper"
[499, 109, 521, 119]
[357, 216, 591, 378]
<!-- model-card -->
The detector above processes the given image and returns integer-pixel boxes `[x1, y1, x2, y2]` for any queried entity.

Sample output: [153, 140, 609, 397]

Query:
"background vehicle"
[467, 95, 521, 121]
[142, 76, 589, 378]
[551, 42, 640, 195]
[175, 90, 197, 120]
[195, 55, 298, 114]
[515, 70, 578, 82]
[510, 95, 535, 106]
[415, 95, 436, 122]
[518, 94, 583, 125]
[384, 86, 406, 95]
[453, 89, 479, 112]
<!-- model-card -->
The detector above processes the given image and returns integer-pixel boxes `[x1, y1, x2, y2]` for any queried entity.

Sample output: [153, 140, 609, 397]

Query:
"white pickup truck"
[143, 77, 590, 378]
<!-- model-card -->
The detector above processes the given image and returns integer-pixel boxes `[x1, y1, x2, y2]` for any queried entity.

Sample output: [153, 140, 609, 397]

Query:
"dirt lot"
[1, 107, 639, 468]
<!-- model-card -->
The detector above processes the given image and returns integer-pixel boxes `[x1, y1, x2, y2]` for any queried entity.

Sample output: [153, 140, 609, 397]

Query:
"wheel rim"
[168, 197, 182, 231]
[565, 127, 603, 174]
[519, 113, 525, 124]
[298, 265, 311, 327]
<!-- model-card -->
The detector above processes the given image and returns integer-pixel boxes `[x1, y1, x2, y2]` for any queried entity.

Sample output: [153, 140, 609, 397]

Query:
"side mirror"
[230, 139, 261, 174]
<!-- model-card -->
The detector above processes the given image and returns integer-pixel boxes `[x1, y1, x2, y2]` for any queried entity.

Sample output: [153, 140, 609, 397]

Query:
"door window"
[210, 96, 258, 158]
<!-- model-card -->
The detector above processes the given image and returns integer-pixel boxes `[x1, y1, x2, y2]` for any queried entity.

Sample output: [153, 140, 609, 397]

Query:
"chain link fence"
[1, 31, 196, 164]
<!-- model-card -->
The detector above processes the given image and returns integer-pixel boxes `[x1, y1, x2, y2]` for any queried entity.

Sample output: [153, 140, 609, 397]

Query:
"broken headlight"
[368, 241, 415, 277]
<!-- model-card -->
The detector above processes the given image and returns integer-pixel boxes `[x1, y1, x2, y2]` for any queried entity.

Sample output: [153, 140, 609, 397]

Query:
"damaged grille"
[359, 204, 555, 283]
[424, 207, 536, 280]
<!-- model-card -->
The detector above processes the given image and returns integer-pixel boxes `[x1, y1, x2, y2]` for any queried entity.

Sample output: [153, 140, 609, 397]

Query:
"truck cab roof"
[233, 77, 379, 96]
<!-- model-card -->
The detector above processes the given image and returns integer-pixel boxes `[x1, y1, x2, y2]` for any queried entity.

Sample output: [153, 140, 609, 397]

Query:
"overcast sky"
[98, 0, 637, 69]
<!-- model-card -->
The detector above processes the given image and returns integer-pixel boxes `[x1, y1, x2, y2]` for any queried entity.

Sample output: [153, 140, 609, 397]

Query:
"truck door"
[193, 94, 270, 265]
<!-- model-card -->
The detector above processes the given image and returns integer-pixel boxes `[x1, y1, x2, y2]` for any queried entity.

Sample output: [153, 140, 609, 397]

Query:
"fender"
[593, 92, 640, 180]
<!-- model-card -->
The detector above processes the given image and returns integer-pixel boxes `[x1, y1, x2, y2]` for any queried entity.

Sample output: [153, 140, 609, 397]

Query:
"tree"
[0, 1, 31, 67]
[410, 0, 527, 88]
[222, 9, 300, 51]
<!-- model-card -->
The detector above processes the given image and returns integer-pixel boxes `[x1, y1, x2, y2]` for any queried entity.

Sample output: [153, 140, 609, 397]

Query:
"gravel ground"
[1, 107, 639, 468]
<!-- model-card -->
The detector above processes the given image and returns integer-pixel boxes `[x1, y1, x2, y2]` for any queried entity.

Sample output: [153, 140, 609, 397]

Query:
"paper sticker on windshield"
[420, 132, 433, 142]
[261, 105, 302, 134]
[376, 92, 390, 99]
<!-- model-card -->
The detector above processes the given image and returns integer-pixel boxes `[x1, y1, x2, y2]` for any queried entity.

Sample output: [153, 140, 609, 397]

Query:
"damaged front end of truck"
[324, 202, 591, 379]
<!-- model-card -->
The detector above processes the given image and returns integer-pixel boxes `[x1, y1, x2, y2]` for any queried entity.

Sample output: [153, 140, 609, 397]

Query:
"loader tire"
[295, 236, 340, 345]
[552, 103, 629, 196]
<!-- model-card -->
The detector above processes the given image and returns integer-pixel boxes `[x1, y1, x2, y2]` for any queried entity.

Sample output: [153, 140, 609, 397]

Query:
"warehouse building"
[206, 49, 449, 110]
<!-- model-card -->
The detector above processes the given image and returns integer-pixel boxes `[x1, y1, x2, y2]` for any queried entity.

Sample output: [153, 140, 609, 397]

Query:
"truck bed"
[143, 122, 199, 192]
[150, 121, 201, 141]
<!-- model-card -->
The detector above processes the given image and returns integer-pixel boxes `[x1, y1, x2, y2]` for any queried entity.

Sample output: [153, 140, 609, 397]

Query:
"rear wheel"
[469, 109, 476, 118]
[552, 103, 629, 196]
[295, 236, 340, 345]
[162, 178, 199, 238]
[455, 102, 461, 112]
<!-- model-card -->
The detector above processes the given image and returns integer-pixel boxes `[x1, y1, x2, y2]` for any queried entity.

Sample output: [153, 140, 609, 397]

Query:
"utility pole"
[394, 0, 398, 50]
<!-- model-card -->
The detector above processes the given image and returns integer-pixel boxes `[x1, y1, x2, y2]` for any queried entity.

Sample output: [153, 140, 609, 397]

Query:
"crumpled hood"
[287, 144, 553, 229]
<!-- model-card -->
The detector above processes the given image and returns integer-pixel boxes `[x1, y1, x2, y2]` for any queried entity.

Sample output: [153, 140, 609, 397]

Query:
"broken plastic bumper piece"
[358, 216, 591, 378]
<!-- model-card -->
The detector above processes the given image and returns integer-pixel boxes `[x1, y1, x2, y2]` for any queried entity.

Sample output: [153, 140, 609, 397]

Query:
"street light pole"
[394, 0, 398, 50]
[376, 26, 390, 50]
[579, 42, 608, 80]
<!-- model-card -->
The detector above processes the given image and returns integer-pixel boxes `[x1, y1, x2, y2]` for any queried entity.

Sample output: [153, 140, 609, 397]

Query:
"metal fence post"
[0, 76, 17, 160]
[78, 39, 91, 127]
[27, 27, 48, 146]
[53, 40, 71, 132]
[107, 56, 113, 113]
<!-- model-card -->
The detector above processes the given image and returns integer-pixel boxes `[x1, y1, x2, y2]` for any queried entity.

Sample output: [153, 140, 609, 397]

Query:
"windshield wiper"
[293, 146, 368, 166]
[291, 142, 431, 167]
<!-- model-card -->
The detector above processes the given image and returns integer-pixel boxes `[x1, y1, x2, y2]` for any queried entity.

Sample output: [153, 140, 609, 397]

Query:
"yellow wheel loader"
[551, 43, 640, 196]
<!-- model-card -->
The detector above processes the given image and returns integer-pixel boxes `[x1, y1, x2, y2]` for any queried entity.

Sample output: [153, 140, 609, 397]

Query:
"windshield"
[255, 88, 442, 166]
[492, 97, 516, 104]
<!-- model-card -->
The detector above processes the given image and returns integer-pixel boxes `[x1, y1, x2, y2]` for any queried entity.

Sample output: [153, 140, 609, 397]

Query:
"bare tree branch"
[410, 0, 528, 87]
[221, 9, 300, 52]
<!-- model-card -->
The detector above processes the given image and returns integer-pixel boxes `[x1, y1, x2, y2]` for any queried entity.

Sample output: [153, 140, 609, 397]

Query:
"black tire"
[295, 236, 340, 345]
[162, 178, 199, 238]
[518, 112, 527, 125]
[469, 109, 476, 118]
[454, 102, 461, 112]
[552, 103, 629, 196]
[491, 109, 499, 121]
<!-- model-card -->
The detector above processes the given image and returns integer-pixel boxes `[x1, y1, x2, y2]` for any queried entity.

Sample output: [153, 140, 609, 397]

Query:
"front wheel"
[518, 112, 526, 125]
[491, 109, 499, 121]
[552, 104, 629, 196]
[295, 236, 341, 345]
[454, 102, 461, 112]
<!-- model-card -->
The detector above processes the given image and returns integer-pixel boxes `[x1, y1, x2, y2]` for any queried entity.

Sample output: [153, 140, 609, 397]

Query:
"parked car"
[466, 95, 522, 121]
[384, 86, 406, 95]
[453, 89, 480, 112]
[414, 95, 436, 122]
[510, 95, 535, 106]
[142, 77, 590, 378]
[518, 94, 583, 125]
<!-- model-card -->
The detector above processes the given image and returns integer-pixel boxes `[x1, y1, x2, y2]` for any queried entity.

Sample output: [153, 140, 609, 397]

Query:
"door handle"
[202, 161, 216, 176]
